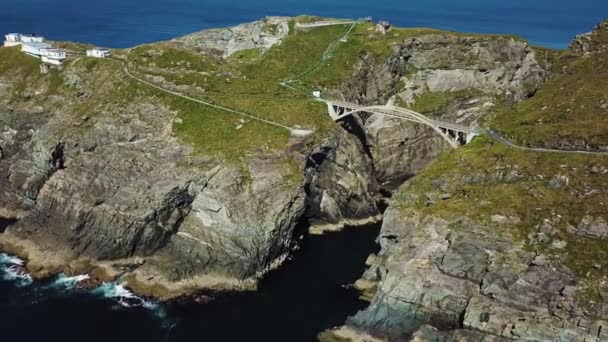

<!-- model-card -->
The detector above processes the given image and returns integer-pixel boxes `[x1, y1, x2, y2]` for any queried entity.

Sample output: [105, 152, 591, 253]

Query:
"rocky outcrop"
[344, 208, 608, 341]
[306, 128, 380, 228]
[174, 16, 290, 58]
[363, 115, 448, 187]
[343, 34, 547, 106]
[338, 34, 547, 187]
[0, 101, 378, 298]
[570, 20, 608, 55]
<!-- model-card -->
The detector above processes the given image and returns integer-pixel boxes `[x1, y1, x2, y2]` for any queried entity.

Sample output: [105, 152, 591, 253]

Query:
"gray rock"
[573, 215, 608, 239]
[306, 129, 380, 225]
[338, 33, 547, 186]
[548, 174, 570, 188]
[174, 17, 290, 58]
[0, 98, 378, 294]
[570, 20, 608, 55]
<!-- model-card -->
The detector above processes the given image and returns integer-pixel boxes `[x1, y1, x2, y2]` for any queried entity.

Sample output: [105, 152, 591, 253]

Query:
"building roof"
[90, 47, 110, 51]
[42, 48, 66, 52]
[22, 41, 51, 49]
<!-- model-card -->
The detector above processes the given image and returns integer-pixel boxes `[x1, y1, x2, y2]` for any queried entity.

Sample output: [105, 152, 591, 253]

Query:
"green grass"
[488, 45, 608, 150]
[0, 46, 79, 104]
[406, 89, 484, 115]
[299, 24, 441, 91]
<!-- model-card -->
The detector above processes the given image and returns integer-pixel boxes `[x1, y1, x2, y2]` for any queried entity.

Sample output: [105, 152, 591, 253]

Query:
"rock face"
[343, 34, 546, 106]
[0, 107, 378, 298]
[338, 34, 547, 187]
[174, 17, 291, 58]
[347, 208, 607, 341]
[570, 20, 608, 55]
[363, 115, 448, 187]
[306, 128, 380, 226]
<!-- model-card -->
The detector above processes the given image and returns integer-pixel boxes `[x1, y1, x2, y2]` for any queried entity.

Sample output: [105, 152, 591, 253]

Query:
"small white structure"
[21, 41, 51, 57]
[4, 33, 22, 47]
[4, 33, 46, 47]
[4, 32, 67, 65]
[20, 34, 45, 43]
[40, 48, 67, 65]
[86, 47, 110, 58]
[312, 90, 322, 98]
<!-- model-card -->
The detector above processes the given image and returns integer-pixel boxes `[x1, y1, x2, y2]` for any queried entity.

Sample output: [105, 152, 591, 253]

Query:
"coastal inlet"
[0, 219, 380, 342]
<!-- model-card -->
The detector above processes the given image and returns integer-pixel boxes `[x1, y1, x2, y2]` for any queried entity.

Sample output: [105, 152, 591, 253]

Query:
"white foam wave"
[0, 253, 25, 266]
[93, 282, 158, 310]
[2, 265, 33, 286]
[52, 273, 91, 289]
[0, 253, 32, 286]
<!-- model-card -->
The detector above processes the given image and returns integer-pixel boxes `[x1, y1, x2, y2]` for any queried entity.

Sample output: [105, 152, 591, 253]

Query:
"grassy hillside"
[390, 21, 608, 314]
[0, 17, 529, 161]
[488, 46, 608, 150]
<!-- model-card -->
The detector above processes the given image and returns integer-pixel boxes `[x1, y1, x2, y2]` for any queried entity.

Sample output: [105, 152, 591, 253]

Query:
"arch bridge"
[326, 100, 480, 148]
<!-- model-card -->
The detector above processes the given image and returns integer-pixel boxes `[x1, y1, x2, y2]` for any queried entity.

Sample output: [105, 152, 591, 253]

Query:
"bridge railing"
[327, 100, 475, 134]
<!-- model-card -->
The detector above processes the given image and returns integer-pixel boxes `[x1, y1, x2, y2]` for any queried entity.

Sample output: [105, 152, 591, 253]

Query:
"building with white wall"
[21, 41, 51, 57]
[40, 48, 67, 65]
[3, 32, 67, 65]
[4, 33, 22, 47]
[20, 34, 45, 43]
[86, 47, 111, 58]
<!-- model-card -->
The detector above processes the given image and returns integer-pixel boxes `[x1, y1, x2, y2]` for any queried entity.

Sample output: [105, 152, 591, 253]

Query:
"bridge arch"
[326, 101, 478, 148]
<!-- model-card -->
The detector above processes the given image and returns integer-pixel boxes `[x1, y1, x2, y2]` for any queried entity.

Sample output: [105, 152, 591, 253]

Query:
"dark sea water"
[0, 0, 607, 49]
[0, 218, 380, 342]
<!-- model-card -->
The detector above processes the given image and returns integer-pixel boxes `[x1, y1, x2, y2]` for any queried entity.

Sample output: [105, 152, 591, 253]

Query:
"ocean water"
[0, 0, 606, 49]
[0, 219, 380, 342]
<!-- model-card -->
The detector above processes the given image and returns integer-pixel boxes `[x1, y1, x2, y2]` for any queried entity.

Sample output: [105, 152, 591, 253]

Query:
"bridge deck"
[328, 101, 474, 134]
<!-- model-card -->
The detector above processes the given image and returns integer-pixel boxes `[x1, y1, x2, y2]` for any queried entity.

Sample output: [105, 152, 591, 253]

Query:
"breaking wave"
[51, 274, 91, 290]
[0, 253, 33, 287]
[93, 282, 160, 310]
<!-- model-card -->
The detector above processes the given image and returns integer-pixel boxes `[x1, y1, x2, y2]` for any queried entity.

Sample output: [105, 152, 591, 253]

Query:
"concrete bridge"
[326, 100, 479, 148]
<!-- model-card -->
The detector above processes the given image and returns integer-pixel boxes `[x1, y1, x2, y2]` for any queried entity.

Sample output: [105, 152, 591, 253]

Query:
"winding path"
[72, 21, 608, 156]
[486, 129, 608, 156]
[280, 21, 357, 96]
[110, 57, 312, 135]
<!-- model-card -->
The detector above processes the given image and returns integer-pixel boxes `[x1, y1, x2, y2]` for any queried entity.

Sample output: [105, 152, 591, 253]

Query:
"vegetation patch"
[407, 89, 484, 115]
[488, 51, 608, 150]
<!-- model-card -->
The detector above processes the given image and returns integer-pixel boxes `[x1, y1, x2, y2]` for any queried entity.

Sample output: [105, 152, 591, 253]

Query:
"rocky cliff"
[0, 108, 378, 298]
[325, 21, 608, 342]
[337, 34, 548, 187]
[174, 16, 291, 58]
[0, 18, 381, 298]
[570, 20, 608, 55]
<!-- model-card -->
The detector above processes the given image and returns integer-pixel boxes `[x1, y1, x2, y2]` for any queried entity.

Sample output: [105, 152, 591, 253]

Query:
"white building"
[4, 33, 46, 47]
[86, 47, 110, 58]
[21, 41, 51, 57]
[4, 33, 22, 47]
[40, 48, 67, 65]
[312, 90, 322, 98]
[20, 34, 45, 43]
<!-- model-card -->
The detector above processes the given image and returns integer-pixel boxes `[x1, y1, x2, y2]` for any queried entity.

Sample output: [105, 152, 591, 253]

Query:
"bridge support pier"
[327, 102, 339, 120]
